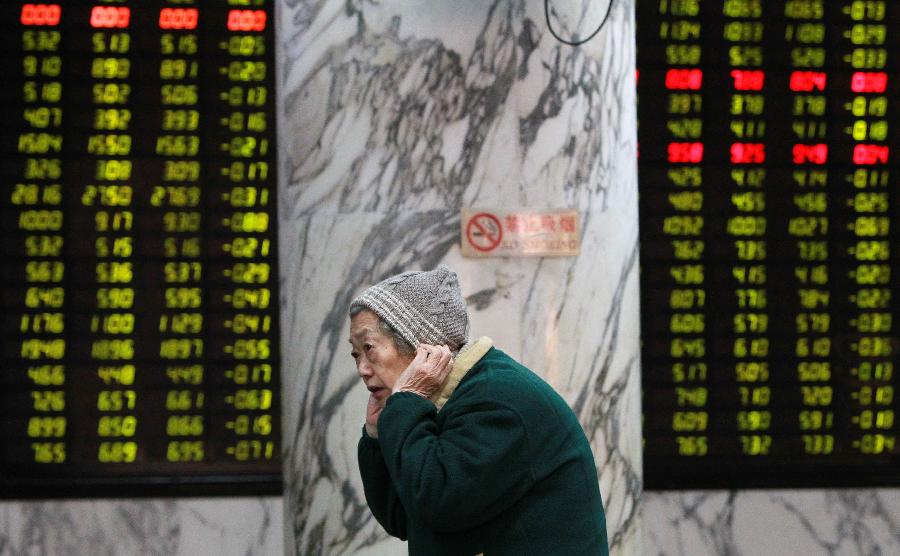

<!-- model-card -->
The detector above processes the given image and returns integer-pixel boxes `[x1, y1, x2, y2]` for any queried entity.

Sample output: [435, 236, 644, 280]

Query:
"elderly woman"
[351, 265, 609, 555]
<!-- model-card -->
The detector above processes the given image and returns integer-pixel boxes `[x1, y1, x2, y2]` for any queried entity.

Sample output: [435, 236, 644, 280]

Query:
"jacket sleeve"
[357, 428, 409, 539]
[376, 391, 534, 532]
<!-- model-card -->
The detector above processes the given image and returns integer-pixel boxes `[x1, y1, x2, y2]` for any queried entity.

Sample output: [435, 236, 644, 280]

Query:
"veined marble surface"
[643, 489, 900, 556]
[277, 0, 640, 554]
[0, 498, 282, 555]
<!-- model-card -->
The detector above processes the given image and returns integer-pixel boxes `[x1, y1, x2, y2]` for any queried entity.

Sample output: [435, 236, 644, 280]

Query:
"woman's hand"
[392, 344, 453, 399]
[365, 394, 385, 439]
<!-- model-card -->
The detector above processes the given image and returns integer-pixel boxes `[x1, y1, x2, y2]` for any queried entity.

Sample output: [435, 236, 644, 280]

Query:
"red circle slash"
[466, 213, 503, 253]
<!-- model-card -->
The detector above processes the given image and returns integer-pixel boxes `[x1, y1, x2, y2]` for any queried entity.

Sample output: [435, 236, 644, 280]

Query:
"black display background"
[639, 0, 900, 489]
[1, 1, 281, 498]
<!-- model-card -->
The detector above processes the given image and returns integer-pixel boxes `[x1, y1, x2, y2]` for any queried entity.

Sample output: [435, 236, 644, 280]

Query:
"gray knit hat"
[350, 265, 469, 350]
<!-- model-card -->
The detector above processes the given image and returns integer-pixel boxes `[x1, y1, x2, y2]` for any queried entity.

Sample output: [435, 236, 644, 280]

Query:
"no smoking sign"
[465, 212, 503, 252]
[461, 208, 580, 258]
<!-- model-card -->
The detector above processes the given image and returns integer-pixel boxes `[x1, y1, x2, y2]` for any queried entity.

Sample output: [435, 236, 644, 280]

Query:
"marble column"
[276, 0, 640, 554]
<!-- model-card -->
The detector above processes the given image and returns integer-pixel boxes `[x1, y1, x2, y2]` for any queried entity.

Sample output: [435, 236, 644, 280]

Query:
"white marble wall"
[0, 498, 282, 555]
[643, 489, 900, 556]
[276, 0, 640, 554]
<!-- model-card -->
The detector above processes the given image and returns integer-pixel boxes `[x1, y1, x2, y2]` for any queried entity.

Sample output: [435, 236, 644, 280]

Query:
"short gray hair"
[349, 305, 416, 357]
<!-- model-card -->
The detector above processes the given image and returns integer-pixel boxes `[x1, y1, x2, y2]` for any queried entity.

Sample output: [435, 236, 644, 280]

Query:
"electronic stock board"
[639, 0, 899, 488]
[1, 1, 280, 497]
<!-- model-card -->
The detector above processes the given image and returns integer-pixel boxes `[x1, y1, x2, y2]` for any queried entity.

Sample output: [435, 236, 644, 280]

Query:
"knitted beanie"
[350, 265, 469, 350]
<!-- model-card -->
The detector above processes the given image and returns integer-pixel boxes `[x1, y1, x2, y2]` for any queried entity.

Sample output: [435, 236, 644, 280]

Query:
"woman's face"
[349, 310, 415, 401]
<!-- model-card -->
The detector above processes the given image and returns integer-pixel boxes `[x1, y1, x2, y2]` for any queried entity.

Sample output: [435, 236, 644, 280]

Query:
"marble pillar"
[276, 0, 640, 554]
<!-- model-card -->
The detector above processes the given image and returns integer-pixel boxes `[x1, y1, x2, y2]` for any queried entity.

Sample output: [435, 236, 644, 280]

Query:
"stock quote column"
[3, 4, 68, 466]
[640, 2, 711, 460]
[721, 2, 772, 458]
[836, 1, 895, 460]
[213, 6, 278, 466]
[783, 5, 835, 458]
[0, 1, 280, 497]
[639, 0, 898, 488]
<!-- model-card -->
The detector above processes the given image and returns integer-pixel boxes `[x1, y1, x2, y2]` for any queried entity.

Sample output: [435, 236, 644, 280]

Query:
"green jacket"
[358, 346, 609, 555]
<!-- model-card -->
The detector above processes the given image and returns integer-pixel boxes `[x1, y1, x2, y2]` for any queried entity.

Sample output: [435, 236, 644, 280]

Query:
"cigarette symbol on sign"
[466, 213, 503, 252]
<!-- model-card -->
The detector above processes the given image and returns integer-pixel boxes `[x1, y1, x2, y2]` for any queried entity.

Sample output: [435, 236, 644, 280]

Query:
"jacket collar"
[430, 336, 493, 411]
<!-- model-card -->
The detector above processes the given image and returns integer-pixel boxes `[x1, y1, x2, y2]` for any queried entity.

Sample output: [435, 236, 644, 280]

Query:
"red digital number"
[851, 72, 888, 93]
[730, 70, 764, 91]
[20, 4, 61, 26]
[227, 9, 266, 32]
[730, 143, 766, 164]
[792, 144, 828, 165]
[789, 71, 826, 92]
[853, 145, 889, 165]
[668, 142, 704, 163]
[665, 69, 702, 90]
[90, 6, 130, 29]
[159, 8, 199, 30]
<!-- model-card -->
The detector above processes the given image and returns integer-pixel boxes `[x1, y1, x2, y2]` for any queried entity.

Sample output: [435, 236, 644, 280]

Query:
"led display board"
[1, 1, 280, 497]
[639, 0, 899, 488]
